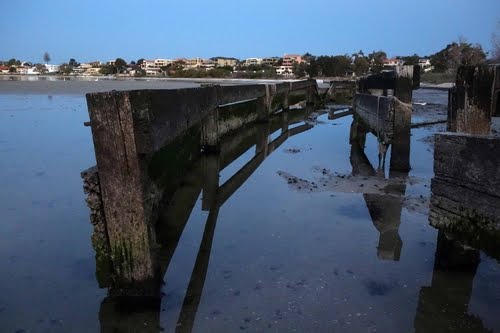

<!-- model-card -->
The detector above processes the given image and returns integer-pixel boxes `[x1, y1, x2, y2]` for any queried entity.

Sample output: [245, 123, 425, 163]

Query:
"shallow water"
[0, 89, 499, 333]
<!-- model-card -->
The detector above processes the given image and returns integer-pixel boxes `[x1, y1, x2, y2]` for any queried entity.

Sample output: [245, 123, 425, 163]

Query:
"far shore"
[0, 74, 453, 95]
[0, 74, 302, 95]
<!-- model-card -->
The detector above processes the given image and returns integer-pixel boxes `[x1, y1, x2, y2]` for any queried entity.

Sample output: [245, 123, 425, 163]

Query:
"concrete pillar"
[200, 107, 220, 152]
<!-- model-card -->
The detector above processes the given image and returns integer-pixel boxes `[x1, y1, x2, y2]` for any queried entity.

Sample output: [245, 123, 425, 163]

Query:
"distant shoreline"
[0, 74, 453, 95]
[0, 74, 301, 95]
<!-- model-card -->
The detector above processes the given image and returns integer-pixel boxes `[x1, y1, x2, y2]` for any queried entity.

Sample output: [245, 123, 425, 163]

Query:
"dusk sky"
[1, 0, 499, 64]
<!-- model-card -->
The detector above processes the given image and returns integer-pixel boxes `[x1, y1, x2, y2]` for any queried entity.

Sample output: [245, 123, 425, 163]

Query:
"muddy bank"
[0, 76, 299, 95]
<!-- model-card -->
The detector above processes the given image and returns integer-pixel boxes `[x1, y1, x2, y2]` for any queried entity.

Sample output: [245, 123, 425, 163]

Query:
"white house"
[45, 64, 60, 73]
[245, 58, 263, 66]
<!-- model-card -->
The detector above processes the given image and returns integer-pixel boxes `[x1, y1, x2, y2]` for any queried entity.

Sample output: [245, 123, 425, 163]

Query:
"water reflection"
[414, 231, 492, 333]
[349, 118, 407, 261]
[85, 102, 499, 332]
[95, 107, 317, 332]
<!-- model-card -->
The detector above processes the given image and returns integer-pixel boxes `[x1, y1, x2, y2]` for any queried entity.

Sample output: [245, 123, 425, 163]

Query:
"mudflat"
[0, 77, 202, 95]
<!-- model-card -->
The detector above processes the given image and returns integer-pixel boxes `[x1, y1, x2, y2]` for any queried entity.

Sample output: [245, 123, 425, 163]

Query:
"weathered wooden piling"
[83, 80, 320, 295]
[447, 65, 499, 134]
[429, 133, 500, 230]
[431, 65, 500, 234]
[353, 94, 412, 171]
[358, 65, 420, 103]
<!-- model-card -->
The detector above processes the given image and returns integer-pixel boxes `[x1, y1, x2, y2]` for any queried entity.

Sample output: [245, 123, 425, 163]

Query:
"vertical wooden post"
[390, 98, 412, 172]
[394, 65, 415, 104]
[201, 107, 220, 152]
[454, 65, 495, 135]
[86, 91, 159, 295]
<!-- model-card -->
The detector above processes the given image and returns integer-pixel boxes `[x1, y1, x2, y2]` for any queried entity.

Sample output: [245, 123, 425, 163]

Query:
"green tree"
[69, 58, 78, 67]
[400, 54, 420, 66]
[35, 64, 48, 74]
[430, 38, 486, 73]
[59, 63, 73, 75]
[353, 56, 369, 76]
[306, 58, 319, 77]
[293, 62, 308, 78]
[134, 68, 146, 77]
[368, 51, 387, 73]
[99, 65, 116, 75]
[43, 52, 51, 63]
[114, 58, 127, 73]
[8, 67, 16, 73]
[7, 58, 17, 66]
[316, 55, 352, 77]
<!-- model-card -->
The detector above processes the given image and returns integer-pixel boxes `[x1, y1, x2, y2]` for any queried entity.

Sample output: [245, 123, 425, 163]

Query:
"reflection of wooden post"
[413, 231, 487, 333]
[306, 85, 317, 106]
[202, 155, 220, 211]
[176, 206, 220, 333]
[281, 110, 289, 133]
[100, 296, 161, 333]
[255, 122, 270, 156]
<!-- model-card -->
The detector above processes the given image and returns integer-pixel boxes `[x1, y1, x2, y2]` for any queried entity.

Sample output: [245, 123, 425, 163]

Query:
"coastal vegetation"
[0, 37, 493, 82]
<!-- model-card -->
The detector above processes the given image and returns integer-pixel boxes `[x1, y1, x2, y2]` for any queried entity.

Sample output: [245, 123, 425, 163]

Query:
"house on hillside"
[212, 57, 238, 68]
[383, 58, 403, 67]
[244, 58, 263, 66]
[418, 58, 433, 72]
[282, 54, 303, 66]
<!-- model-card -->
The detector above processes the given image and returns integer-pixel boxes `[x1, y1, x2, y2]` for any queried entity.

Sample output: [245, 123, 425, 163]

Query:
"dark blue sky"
[1, 0, 498, 63]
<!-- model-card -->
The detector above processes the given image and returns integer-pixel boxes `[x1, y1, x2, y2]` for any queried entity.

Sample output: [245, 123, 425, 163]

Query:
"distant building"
[89, 61, 102, 68]
[45, 64, 60, 73]
[262, 57, 279, 66]
[145, 68, 161, 75]
[275, 66, 294, 77]
[107, 60, 116, 66]
[140, 60, 156, 68]
[244, 58, 263, 66]
[15, 66, 28, 74]
[186, 57, 205, 68]
[85, 67, 101, 76]
[282, 54, 303, 67]
[383, 58, 403, 67]
[212, 57, 238, 67]
[79, 63, 92, 69]
[418, 58, 433, 72]
[154, 59, 173, 67]
[0, 65, 10, 73]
